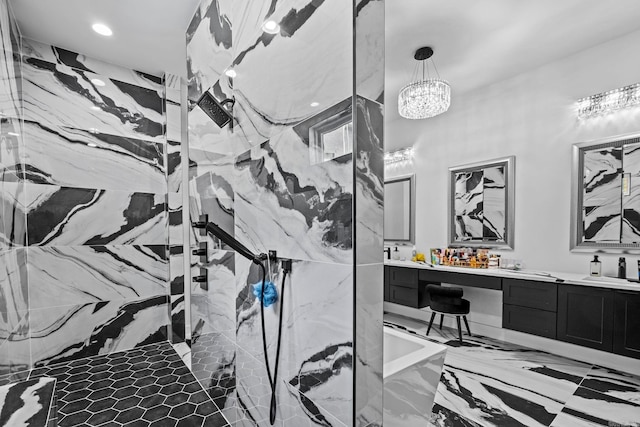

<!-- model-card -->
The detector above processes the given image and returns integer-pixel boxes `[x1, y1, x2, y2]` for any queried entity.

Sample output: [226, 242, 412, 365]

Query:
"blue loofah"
[252, 280, 278, 307]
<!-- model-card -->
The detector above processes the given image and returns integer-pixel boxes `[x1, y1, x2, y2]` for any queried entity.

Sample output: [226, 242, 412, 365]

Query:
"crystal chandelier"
[398, 46, 451, 119]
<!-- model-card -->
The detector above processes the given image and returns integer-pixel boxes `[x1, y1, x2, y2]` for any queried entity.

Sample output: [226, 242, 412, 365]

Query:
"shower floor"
[23, 341, 231, 426]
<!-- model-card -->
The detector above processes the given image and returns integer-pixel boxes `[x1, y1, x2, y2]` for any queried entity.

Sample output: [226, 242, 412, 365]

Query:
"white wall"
[385, 28, 640, 276]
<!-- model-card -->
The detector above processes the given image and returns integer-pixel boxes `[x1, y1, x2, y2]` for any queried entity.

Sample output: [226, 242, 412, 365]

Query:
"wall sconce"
[384, 147, 414, 165]
[578, 83, 640, 119]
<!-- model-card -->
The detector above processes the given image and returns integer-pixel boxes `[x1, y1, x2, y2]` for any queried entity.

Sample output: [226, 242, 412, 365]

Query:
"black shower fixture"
[196, 91, 235, 128]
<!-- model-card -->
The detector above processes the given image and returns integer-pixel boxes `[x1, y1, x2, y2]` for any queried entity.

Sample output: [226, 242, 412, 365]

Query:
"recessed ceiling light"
[91, 78, 106, 87]
[92, 23, 112, 37]
[87, 143, 98, 148]
[91, 106, 101, 111]
[225, 68, 237, 78]
[310, 102, 320, 107]
[7, 132, 19, 136]
[262, 20, 280, 34]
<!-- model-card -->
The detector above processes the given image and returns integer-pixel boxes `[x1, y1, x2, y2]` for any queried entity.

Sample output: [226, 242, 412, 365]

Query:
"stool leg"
[456, 316, 463, 344]
[439, 314, 444, 330]
[463, 315, 471, 336]
[426, 312, 436, 336]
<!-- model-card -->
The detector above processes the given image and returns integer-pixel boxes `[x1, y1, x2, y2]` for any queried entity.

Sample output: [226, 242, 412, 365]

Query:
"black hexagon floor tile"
[29, 341, 231, 426]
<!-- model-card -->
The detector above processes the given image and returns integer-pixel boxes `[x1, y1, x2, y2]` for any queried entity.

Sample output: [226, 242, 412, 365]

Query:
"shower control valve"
[192, 214, 208, 236]
[193, 268, 208, 291]
[192, 242, 208, 263]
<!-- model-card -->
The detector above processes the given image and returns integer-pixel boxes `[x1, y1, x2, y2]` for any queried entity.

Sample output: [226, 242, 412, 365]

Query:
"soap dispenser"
[590, 255, 601, 277]
[393, 246, 400, 260]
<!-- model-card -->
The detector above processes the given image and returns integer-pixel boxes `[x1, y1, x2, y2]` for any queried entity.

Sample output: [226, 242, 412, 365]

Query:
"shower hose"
[257, 261, 289, 425]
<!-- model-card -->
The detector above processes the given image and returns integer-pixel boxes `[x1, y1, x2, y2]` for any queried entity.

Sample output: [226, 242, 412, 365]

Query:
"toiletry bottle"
[590, 255, 601, 277]
[618, 257, 626, 279]
[411, 245, 417, 258]
[393, 246, 400, 260]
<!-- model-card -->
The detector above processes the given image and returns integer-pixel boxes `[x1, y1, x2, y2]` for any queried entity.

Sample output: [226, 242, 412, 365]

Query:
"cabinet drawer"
[503, 304, 557, 339]
[390, 285, 419, 307]
[389, 267, 418, 288]
[503, 279, 557, 311]
[418, 269, 502, 290]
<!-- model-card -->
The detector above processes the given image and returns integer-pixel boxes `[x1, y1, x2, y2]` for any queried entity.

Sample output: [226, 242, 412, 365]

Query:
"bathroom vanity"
[384, 260, 640, 359]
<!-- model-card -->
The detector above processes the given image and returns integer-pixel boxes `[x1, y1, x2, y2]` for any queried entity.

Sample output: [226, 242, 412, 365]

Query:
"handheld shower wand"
[192, 217, 288, 425]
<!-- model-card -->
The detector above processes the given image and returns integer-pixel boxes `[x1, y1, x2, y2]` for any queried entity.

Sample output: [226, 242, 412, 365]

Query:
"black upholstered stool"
[426, 284, 471, 344]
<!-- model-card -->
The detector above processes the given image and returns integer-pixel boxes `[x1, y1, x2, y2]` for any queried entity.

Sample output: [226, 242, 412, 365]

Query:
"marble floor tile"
[580, 365, 640, 404]
[385, 313, 640, 427]
[550, 386, 640, 427]
[0, 377, 56, 427]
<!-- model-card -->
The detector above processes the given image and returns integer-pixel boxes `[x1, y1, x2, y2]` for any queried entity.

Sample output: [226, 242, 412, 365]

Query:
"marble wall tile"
[29, 295, 169, 367]
[169, 192, 184, 246]
[0, 311, 30, 376]
[231, 0, 353, 143]
[583, 146, 622, 242]
[27, 245, 168, 310]
[0, 116, 23, 181]
[22, 121, 166, 193]
[0, 3, 21, 120]
[354, 263, 383, 427]
[25, 184, 167, 246]
[0, 181, 26, 249]
[0, 248, 28, 339]
[233, 126, 352, 263]
[281, 260, 354, 427]
[234, 256, 354, 425]
[22, 56, 164, 142]
[189, 167, 235, 249]
[166, 88, 181, 142]
[167, 139, 183, 193]
[355, 0, 384, 103]
[354, 96, 383, 265]
[191, 250, 235, 338]
[186, 0, 233, 103]
[21, 38, 164, 93]
[169, 245, 185, 343]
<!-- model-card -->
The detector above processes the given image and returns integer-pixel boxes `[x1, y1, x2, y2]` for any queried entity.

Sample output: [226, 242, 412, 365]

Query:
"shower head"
[196, 91, 235, 128]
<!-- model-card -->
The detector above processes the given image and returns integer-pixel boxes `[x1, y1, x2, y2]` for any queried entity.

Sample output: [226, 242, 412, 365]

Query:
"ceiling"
[386, 0, 640, 122]
[8, 0, 640, 109]
[9, 0, 200, 78]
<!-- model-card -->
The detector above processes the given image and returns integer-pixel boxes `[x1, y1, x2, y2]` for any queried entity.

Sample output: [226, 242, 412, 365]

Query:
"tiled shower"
[1, 0, 386, 425]
[185, 0, 385, 425]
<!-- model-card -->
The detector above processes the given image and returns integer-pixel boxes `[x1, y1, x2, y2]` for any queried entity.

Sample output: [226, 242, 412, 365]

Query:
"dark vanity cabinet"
[384, 264, 640, 360]
[502, 279, 557, 339]
[557, 285, 614, 352]
[613, 291, 640, 358]
[383, 266, 430, 308]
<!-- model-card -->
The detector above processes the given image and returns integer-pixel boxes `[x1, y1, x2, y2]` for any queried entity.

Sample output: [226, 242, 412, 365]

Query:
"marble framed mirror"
[448, 156, 515, 249]
[571, 132, 640, 252]
[384, 174, 415, 244]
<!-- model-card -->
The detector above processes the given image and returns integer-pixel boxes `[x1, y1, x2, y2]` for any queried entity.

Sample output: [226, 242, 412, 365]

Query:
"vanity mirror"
[571, 132, 640, 252]
[448, 156, 515, 249]
[384, 174, 415, 243]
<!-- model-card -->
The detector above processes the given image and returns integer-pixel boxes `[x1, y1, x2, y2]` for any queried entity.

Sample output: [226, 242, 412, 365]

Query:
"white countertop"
[385, 259, 640, 292]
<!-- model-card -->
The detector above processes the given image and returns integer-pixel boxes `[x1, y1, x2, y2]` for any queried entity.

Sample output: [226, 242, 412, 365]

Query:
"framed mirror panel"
[571, 133, 640, 252]
[448, 156, 515, 249]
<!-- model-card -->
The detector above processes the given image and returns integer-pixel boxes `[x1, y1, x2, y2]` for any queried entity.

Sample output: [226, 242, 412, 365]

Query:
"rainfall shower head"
[196, 91, 235, 128]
